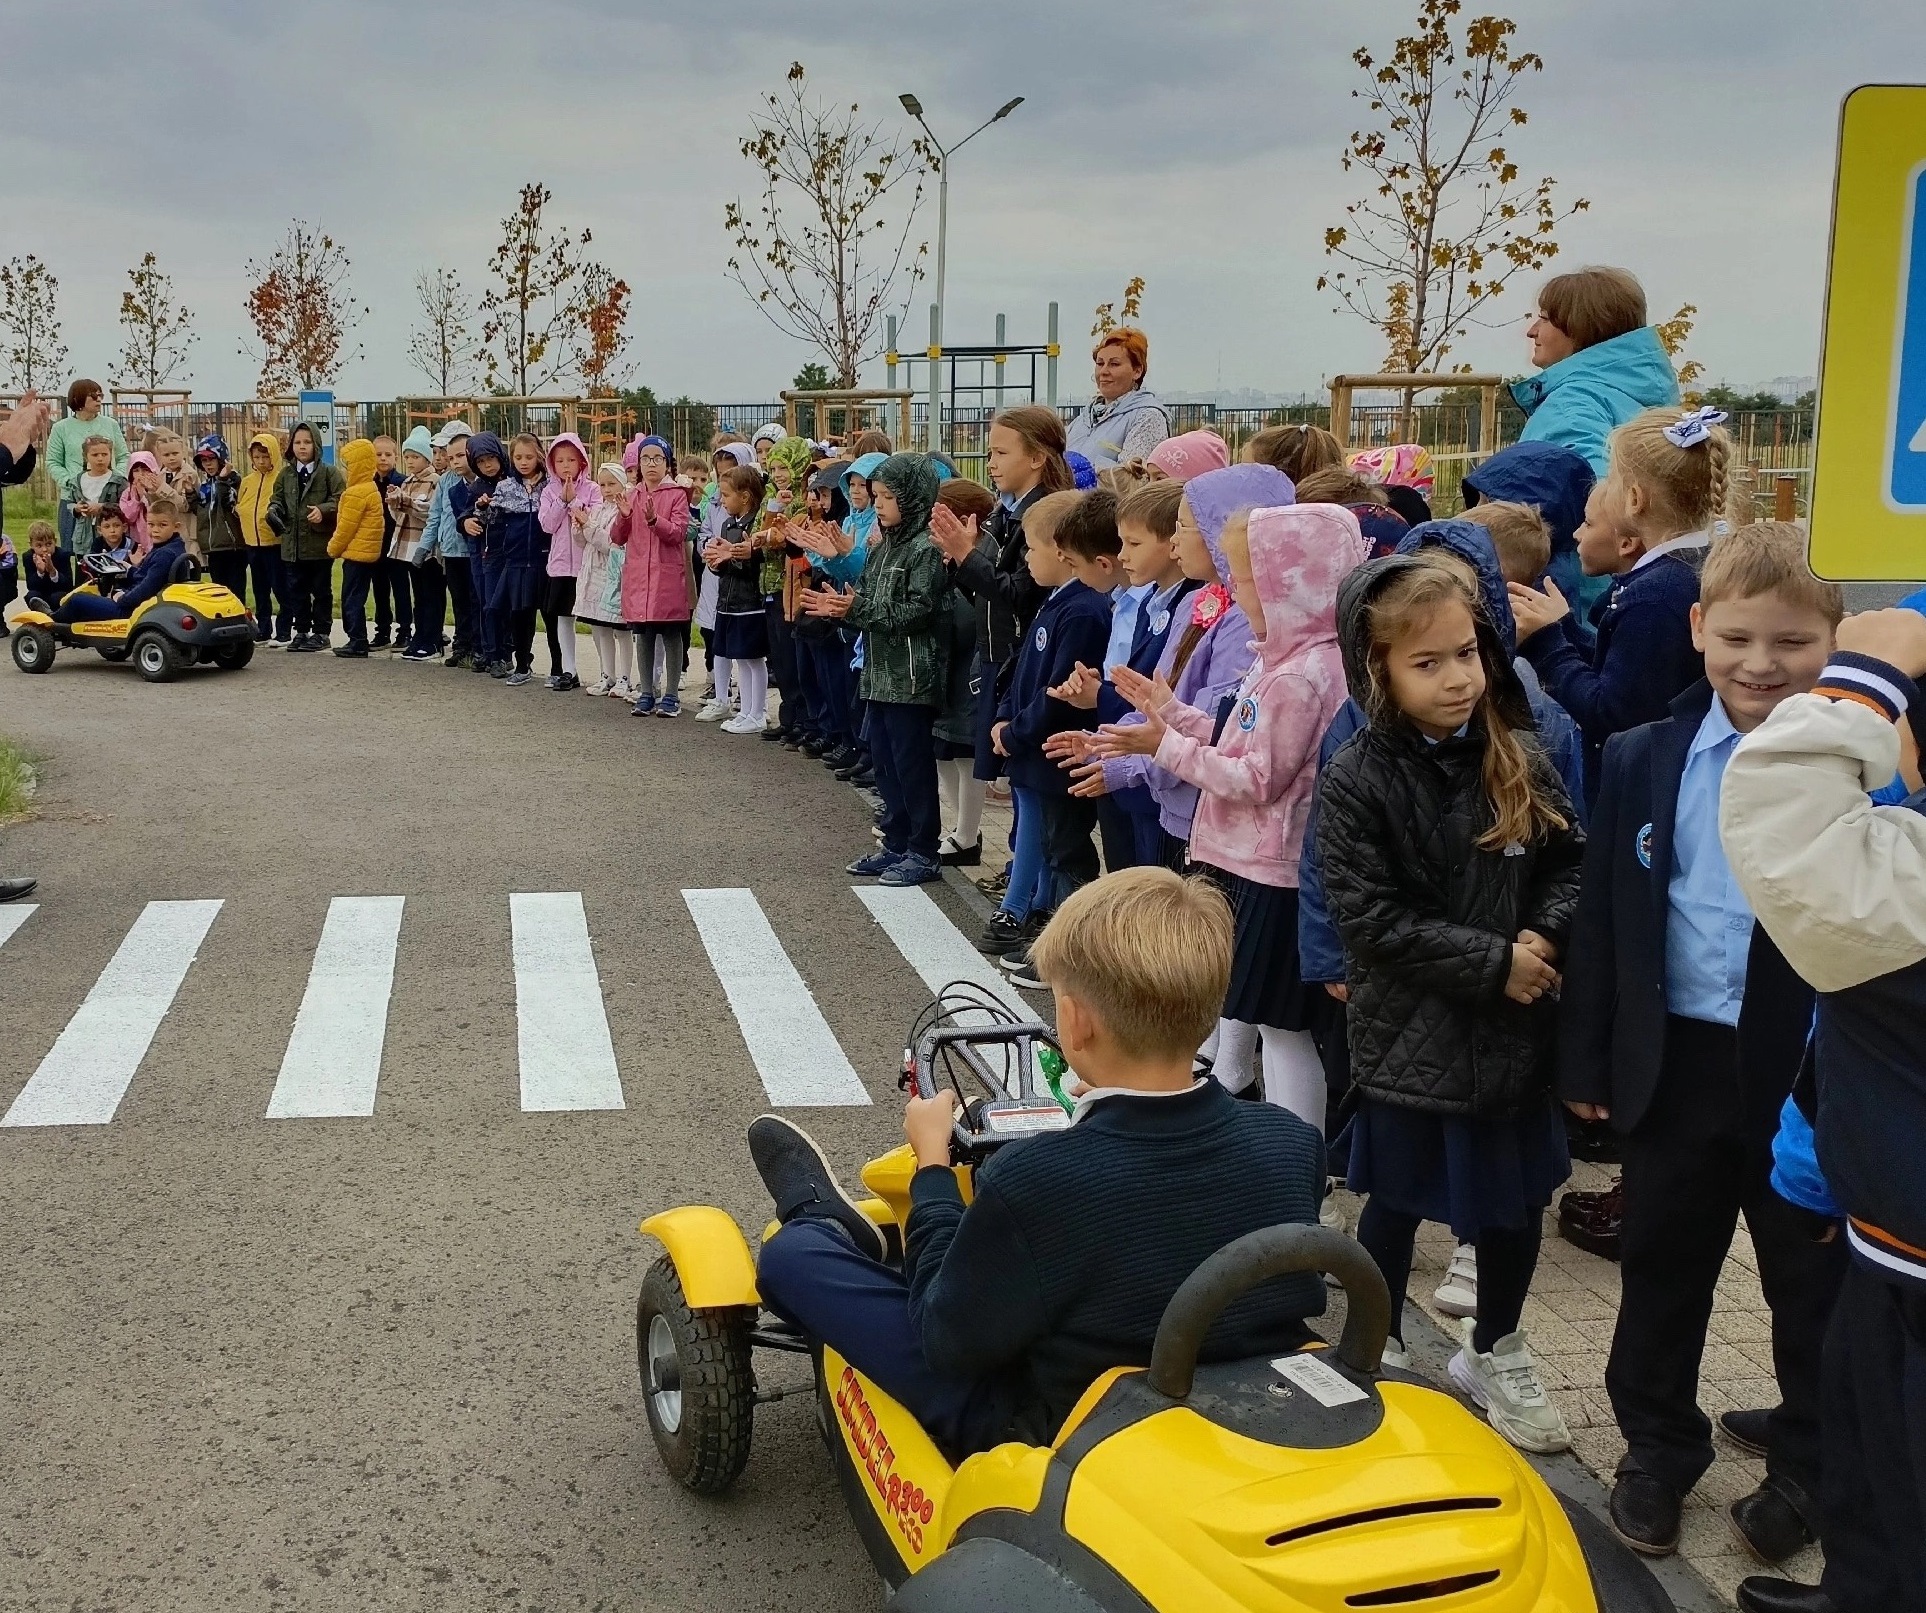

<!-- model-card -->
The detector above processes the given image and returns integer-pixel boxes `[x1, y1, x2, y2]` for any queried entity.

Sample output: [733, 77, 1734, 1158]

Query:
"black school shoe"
[1729, 1475, 1817, 1565]
[1608, 1467, 1682, 1556]
[1735, 1578, 1835, 1613]
[976, 909, 1033, 956]
[1719, 1407, 1773, 1457]
[747, 1116, 888, 1263]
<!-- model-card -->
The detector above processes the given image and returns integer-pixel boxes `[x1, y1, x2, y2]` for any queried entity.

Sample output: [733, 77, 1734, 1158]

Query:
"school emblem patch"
[1237, 696, 1260, 732]
[1150, 609, 1170, 636]
[1034, 624, 1048, 651]
[1635, 822, 1654, 869]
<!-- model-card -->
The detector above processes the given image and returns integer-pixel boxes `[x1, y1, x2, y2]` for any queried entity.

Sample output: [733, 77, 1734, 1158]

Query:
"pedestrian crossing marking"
[853, 886, 1040, 1026]
[0, 903, 34, 951]
[266, 896, 406, 1120]
[1, 899, 224, 1128]
[682, 889, 872, 1107]
[511, 892, 625, 1113]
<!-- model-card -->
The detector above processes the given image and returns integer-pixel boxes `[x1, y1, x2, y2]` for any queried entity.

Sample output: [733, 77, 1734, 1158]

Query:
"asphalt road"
[0, 637, 997, 1613]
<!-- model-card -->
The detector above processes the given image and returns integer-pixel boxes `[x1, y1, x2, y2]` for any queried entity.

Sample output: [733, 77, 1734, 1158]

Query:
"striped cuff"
[1814, 653, 1919, 724]
[1849, 1218, 1926, 1286]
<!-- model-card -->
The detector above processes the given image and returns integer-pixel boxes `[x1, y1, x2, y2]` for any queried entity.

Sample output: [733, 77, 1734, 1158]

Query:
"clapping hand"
[1048, 662, 1102, 710]
[1109, 663, 1173, 718]
[1091, 713, 1164, 758]
[929, 501, 979, 563]
[799, 584, 854, 619]
[1066, 758, 1110, 799]
[1506, 578, 1569, 642]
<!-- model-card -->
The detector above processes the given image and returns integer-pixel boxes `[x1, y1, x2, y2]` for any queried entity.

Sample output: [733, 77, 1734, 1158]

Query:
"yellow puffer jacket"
[236, 431, 284, 548]
[327, 438, 386, 563]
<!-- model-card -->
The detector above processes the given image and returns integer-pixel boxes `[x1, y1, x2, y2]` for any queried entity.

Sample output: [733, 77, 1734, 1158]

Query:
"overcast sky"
[5, 1, 1922, 404]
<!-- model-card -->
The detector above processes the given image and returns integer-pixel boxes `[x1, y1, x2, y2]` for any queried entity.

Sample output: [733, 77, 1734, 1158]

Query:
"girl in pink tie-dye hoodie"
[1108, 501, 1367, 1130]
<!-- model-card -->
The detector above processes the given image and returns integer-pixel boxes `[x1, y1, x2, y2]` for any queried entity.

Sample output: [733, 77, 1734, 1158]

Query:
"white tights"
[590, 625, 632, 684]
[1209, 1018, 1327, 1134]
[936, 758, 986, 846]
[557, 616, 578, 675]
[730, 657, 769, 723]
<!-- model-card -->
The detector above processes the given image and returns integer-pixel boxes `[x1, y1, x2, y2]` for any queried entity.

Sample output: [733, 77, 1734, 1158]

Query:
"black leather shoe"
[1609, 1468, 1682, 1556]
[747, 1115, 888, 1262]
[1720, 1406, 1773, 1457]
[1735, 1577, 1835, 1613]
[1730, 1475, 1816, 1565]
[0, 876, 36, 903]
[847, 767, 876, 788]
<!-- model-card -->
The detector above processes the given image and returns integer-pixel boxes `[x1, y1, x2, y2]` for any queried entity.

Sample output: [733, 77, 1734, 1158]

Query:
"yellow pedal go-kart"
[10, 552, 255, 682]
[636, 1004, 1672, 1612]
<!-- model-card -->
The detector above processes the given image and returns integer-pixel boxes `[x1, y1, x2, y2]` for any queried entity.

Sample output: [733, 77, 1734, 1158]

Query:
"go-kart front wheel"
[133, 632, 190, 683]
[636, 1254, 755, 1494]
[10, 626, 55, 673]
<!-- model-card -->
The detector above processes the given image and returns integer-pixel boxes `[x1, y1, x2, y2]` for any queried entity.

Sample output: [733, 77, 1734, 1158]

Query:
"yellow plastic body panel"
[823, 1346, 957, 1576]
[1058, 1382, 1596, 1613]
[12, 609, 53, 627]
[639, 1207, 759, 1309]
[939, 1441, 1052, 1546]
[859, 1143, 972, 1229]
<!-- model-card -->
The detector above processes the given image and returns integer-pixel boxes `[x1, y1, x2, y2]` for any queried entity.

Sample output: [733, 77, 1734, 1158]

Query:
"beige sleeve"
[1719, 692, 1926, 992]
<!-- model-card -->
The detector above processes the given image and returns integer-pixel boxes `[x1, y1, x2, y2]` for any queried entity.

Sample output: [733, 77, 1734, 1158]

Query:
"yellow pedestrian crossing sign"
[1810, 84, 1926, 582]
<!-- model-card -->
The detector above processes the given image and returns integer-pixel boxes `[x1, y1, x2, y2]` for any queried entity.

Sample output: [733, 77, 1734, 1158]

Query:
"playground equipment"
[888, 304, 1063, 453]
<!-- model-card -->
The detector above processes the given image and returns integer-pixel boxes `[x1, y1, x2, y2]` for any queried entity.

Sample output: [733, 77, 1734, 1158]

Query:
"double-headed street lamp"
[899, 92, 1024, 448]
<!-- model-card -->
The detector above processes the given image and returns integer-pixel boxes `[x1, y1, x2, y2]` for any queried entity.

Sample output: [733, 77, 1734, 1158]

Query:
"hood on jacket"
[841, 451, 889, 501]
[1336, 552, 1533, 734]
[1395, 519, 1518, 652]
[766, 435, 815, 501]
[465, 431, 508, 484]
[401, 425, 435, 466]
[1509, 325, 1681, 421]
[1246, 504, 1367, 668]
[716, 442, 756, 469]
[1461, 441, 1595, 562]
[868, 453, 941, 543]
[751, 422, 787, 446]
[245, 432, 283, 476]
[1185, 464, 1296, 585]
[810, 461, 851, 523]
[546, 432, 592, 479]
[194, 433, 230, 470]
[339, 438, 376, 486]
[126, 450, 161, 481]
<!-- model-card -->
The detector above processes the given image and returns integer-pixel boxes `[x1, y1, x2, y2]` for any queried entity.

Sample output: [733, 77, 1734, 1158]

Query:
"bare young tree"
[570, 264, 634, 396]
[115, 251, 197, 390]
[1318, 1, 1587, 373]
[0, 254, 70, 393]
[242, 222, 364, 393]
[408, 267, 475, 396]
[477, 183, 592, 396]
[724, 61, 932, 388]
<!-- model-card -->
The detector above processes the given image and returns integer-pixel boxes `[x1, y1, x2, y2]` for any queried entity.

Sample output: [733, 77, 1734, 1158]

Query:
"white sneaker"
[1433, 1243, 1478, 1318]
[719, 713, 765, 735]
[585, 675, 613, 697]
[610, 677, 633, 699]
[695, 698, 734, 722]
[1318, 1199, 1346, 1234]
[1447, 1319, 1570, 1453]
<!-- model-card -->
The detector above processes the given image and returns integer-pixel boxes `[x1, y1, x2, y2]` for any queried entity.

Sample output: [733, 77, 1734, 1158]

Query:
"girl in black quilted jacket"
[1316, 549, 1585, 1455]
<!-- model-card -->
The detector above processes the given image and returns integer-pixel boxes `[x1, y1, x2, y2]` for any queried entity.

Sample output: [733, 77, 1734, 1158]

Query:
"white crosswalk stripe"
[682, 888, 872, 1107]
[266, 896, 406, 1120]
[0, 903, 35, 951]
[2, 899, 224, 1128]
[511, 891, 626, 1113]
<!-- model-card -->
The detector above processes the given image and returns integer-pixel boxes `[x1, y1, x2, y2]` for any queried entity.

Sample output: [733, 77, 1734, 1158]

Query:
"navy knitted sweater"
[904, 1080, 1327, 1450]
[1520, 548, 1702, 806]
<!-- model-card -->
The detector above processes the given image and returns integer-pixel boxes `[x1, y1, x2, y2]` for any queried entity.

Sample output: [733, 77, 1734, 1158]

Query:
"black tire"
[636, 1255, 755, 1493]
[98, 647, 131, 663]
[212, 640, 254, 671]
[10, 626, 55, 673]
[133, 632, 188, 683]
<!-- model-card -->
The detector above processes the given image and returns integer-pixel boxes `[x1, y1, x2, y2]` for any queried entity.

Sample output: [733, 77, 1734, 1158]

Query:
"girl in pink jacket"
[1110, 501, 1367, 1130]
[119, 451, 162, 555]
[538, 433, 600, 690]
[611, 435, 693, 716]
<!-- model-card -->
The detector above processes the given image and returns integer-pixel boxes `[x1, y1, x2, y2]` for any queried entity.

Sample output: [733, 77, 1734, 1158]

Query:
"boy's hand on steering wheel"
[904, 1091, 958, 1169]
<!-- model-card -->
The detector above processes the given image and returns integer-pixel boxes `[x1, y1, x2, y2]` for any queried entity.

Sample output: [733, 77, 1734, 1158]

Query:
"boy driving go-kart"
[43, 493, 186, 623]
[748, 866, 1330, 1460]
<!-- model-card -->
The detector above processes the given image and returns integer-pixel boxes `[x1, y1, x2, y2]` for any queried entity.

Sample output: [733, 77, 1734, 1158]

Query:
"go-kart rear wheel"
[212, 640, 254, 671]
[636, 1254, 754, 1494]
[10, 626, 55, 673]
[133, 632, 189, 683]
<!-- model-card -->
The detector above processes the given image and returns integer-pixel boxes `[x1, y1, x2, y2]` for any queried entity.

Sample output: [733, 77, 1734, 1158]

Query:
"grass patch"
[0, 738, 35, 824]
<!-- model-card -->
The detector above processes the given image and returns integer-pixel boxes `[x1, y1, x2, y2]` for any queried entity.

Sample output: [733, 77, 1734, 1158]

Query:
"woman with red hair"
[1065, 327, 1169, 470]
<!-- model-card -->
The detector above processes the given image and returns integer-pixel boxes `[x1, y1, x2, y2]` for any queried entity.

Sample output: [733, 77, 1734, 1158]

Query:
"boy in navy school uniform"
[991, 492, 1113, 982]
[1558, 525, 1848, 1565]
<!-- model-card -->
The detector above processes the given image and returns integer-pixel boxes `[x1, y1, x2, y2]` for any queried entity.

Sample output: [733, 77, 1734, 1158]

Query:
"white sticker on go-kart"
[1270, 1354, 1369, 1407]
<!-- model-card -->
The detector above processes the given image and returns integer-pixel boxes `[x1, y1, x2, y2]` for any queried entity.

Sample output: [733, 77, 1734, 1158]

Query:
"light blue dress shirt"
[1664, 696, 1754, 1026]
[1105, 582, 1152, 671]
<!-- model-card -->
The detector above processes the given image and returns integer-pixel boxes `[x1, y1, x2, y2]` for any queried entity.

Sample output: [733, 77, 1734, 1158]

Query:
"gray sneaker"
[747, 1116, 888, 1262]
[1447, 1319, 1571, 1453]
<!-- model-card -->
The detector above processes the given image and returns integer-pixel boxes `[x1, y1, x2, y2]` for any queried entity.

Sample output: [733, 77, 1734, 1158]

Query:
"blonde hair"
[1460, 499, 1552, 585]
[1293, 467, 1387, 508]
[1361, 551, 1569, 850]
[1699, 521, 1845, 624]
[1029, 867, 1231, 1060]
[26, 519, 55, 546]
[1021, 489, 1083, 549]
[1535, 266, 1647, 350]
[1116, 478, 1185, 540]
[1243, 422, 1344, 482]
[1099, 461, 1153, 495]
[144, 490, 186, 519]
[1607, 407, 1743, 538]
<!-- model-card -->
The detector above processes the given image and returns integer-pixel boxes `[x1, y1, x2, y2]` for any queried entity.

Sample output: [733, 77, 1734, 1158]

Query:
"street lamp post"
[899, 92, 1024, 451]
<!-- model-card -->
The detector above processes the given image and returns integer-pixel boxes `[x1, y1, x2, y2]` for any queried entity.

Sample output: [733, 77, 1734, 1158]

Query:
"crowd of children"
[8, 281, 1926, 1608]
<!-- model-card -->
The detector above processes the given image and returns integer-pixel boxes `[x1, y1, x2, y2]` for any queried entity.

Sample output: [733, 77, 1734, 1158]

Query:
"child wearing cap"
[192, 435, 246, 599]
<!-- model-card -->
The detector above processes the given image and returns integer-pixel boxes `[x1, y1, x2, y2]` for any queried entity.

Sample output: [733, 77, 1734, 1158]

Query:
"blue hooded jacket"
[1510, 325, 1681, 477]
[819, 451, 888, 586]
[1462, 440, 1598, 615]
[1296, 519, 1588, 985]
